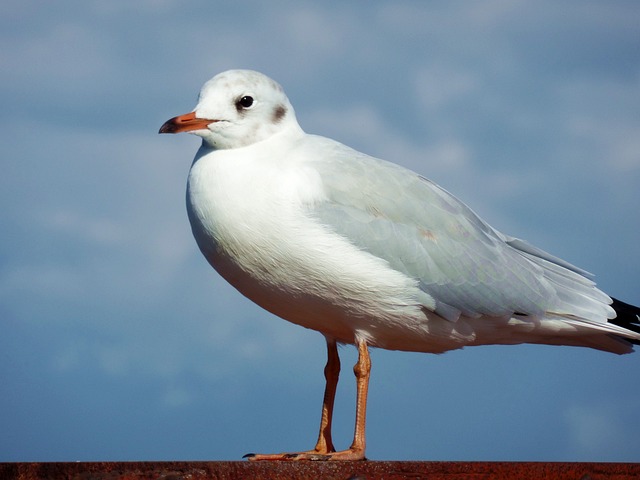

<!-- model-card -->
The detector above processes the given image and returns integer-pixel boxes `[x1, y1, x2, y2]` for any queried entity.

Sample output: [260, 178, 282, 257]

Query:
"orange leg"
[246, 339, 371, 461]
[312, 338, 340, 454]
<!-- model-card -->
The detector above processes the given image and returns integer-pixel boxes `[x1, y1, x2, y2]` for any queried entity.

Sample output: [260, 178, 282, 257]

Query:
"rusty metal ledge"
[1, 461, 639, 480]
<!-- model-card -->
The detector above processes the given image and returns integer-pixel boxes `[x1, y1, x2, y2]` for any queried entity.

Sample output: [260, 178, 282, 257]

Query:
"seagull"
[159, 69, 640, 461]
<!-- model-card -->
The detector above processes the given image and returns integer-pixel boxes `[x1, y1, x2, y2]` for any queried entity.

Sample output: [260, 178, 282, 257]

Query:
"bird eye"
[237, 96, 254, 109]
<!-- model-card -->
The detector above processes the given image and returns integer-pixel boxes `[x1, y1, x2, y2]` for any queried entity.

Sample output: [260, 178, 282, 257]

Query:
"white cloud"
[414, 67, 480, 111]
[305, 103, 472, 173]
[160, 386, 195, 409]
[565, 403, 626, 457]
[1, 263, 83, 301]
[564, 104, 640, 174]
[279, 7, 348, 58]
[43, 210, 127, 246]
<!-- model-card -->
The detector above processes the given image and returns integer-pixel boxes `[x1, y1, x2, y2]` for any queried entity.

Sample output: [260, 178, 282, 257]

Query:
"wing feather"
[301, 137, 612, 323]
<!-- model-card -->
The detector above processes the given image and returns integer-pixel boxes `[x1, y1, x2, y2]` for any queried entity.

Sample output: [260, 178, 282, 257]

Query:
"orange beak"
[158, 112, 216, 134]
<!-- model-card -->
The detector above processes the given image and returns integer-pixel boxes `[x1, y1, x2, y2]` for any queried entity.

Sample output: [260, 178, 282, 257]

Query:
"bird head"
[159, 69, 300, 149]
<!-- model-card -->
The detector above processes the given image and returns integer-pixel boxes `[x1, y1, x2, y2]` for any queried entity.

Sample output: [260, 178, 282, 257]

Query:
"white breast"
[184, 137, 459, 350]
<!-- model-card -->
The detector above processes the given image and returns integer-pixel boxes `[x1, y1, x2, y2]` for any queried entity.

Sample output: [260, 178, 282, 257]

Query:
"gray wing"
[303, 137, 611, 322]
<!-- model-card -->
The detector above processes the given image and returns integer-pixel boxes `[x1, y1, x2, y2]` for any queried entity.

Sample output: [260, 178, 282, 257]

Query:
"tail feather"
[610, 297, 640, 345]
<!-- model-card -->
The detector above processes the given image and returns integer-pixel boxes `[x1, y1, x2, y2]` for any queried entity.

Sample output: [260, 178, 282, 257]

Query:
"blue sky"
[1, 0, 639, 462]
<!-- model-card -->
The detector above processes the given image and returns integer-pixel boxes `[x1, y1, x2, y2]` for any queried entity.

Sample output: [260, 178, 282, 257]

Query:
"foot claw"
[244, 449, 365, 461]
[307, 454, 331, 461]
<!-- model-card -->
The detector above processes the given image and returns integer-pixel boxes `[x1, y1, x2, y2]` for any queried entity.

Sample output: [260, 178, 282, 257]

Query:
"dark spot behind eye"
[272, 105, 287, 123]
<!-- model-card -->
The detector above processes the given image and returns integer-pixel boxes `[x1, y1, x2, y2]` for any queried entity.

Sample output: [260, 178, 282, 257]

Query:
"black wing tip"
[610, 297, 640, 345]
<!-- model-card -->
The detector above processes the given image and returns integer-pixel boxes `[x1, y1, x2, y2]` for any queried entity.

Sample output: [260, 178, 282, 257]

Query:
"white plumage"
[160, 69, 640, 460]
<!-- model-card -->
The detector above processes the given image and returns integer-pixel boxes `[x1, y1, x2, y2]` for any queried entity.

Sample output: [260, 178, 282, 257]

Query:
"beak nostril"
[159, 112, 214, 134]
